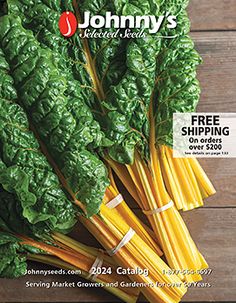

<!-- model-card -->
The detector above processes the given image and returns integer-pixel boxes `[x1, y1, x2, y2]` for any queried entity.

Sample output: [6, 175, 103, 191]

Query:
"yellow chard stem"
[181, 157, 204, 209]
[79, 213, 187, 303]
[188, 158, 216, 196]
[135, 99, 209, 282]
[164, 147, 198, 210]
[106, 159, 159, 245]
[159, 146, 184, 210]
[151, 149, 207, 280]
[99, 205, 186, 299]
[104, 187, 162, 255]
[52, 232, 116, 265]
[134, 154, 185, 280]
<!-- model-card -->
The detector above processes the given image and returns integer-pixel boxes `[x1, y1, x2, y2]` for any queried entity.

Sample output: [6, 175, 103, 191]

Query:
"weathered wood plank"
[198, 158, 236, 207]
[192, 31, 236, 208]
[192, 32, 236, 113]
[181, 208, 236, 302]
[188, 0, 236, 31]
[1, 209, 235, 302]
[193, 32, 236, 111]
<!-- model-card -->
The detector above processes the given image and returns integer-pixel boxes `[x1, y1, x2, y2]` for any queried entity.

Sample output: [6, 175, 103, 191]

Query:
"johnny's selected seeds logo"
[59, 11, 177, 39]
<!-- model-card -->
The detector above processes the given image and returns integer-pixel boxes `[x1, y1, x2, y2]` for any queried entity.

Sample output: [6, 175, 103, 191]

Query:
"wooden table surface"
[1, 1, 236, 302]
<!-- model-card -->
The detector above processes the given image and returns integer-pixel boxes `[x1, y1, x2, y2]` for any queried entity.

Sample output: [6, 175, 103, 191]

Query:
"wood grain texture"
[193, 32, 236, 113]
[1, 209, 235, 302]
[198, 159, 236, 207]
[192, 31, 236, 208]
[188, 0, 236, 31]
[181, 208, 236, 302]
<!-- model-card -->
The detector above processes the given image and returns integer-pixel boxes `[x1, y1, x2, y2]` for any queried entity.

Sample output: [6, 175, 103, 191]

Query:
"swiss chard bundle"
[4, 0, 211, 282]
[7, 0, 215, 209]
[0, 7, 160, 249]
[0, 13, 188, 303]
[2, 0, 162, 249]
[0, 0, 216, 300]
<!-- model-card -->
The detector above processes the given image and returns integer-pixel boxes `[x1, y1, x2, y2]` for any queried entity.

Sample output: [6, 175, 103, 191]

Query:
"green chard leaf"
[0, 29, 76, 231]
[101, 1, 162, 163]
[7, 0, 160, 164]
[80, 0, 157, 162]
[0, 231, 27, 278]
[153, 0, 202, 147]
[0, 185, 50, 237]
[96, 0, 201, 156]
[75, 0, 162, 163]
[0, 224, 45, 279]
[0, 14, 110, 217]
[7, 0, 125, 114]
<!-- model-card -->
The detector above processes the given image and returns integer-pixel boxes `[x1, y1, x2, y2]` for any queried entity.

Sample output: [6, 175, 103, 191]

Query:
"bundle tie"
[143, 200, 174, 215]
[107, 228, 135, 256]
[106, 193, 123, 209]
[87, 250, 104, 281]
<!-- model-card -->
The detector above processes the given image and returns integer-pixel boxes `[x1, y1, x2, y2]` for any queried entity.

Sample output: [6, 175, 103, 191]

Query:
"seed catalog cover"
[0, 0, 235, 303]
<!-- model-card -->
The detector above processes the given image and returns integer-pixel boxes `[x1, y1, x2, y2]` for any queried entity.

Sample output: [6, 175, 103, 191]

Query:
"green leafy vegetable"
[0, 32, 76, 231]
[6, 0, 201, 166]
[77, 0, 200, 161]
[0, 231, 27, 278]
[86, 0, 201, 157]
[153, 0, 202, 146]
[7, 0, 156, 164]
[72, 0, 161, 163]
[0, 14, 110, 217]
[0, 186, 49, 236]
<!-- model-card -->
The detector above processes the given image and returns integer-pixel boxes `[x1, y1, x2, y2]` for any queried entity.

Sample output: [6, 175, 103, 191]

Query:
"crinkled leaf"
[153, 0, 202, 146]
[0, 25, 77, 230]
[0, 231, 27, 278]
[7, 0, 156, 164]
[0, 15, 109, 216]
[0, 185, 51, 237]
[75, 0, 161, 163]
